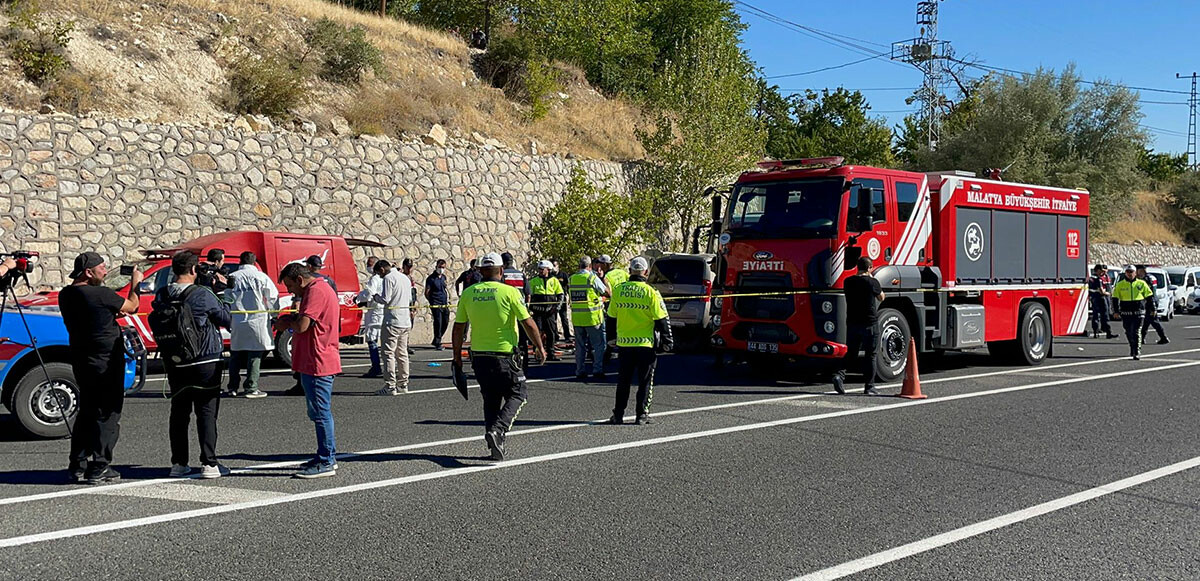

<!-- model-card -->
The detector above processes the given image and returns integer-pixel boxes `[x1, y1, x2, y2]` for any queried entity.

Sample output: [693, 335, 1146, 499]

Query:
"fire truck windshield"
[727, 178, 843, 239]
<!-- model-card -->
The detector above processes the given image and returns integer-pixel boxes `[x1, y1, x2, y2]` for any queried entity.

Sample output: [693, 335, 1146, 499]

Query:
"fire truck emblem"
[964, 222, 985, 262]
[866, 238, 881, 260]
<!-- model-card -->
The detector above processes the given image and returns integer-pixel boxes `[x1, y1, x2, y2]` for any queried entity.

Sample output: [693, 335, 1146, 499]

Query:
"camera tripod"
[0, 269, 74, 438]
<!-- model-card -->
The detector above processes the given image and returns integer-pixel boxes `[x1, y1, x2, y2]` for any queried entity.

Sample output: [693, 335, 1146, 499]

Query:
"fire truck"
[709, 157, 1090, 381]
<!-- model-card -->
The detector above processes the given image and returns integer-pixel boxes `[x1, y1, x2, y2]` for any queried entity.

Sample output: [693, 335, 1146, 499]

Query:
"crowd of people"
[57, 247, 674, 483]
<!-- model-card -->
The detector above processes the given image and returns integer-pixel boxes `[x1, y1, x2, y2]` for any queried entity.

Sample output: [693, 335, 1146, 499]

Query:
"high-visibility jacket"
[609, 280, 668, 348]
[529, 275, 564, 313]
[1112, 277, 1153, 315]
[569, 271, 605, 327]
[603, 268, 629, 314]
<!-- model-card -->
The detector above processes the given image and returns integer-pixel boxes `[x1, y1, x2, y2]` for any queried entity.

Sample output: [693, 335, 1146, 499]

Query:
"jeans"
[836, 324, 879, 388]
[228, 350, 265, 392]
[471, 354, 528, 435]
[170, 387, 221, 466]
[430, 306, 450, 347]
[68, 359, 125, 475]
[381, 325, 411, 390]
[614, 347, 657, 417]
[574, 323, 606, 375]
[300, 374, 337, 465]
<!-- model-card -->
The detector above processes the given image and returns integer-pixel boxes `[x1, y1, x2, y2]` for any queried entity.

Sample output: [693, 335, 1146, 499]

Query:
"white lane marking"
[2, 360, 1197, 549]
[4, 348, 1200, 508]
[1185, 325, 1200, 329]
[791, 454, 1200, 581]
[92, 482, 287, 505]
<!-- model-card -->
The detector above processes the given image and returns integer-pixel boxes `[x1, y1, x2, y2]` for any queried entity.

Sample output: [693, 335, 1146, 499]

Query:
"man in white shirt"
[224, 251, 279, 399]
[356, 256, 384, 378]
[372, 259, 412, 395]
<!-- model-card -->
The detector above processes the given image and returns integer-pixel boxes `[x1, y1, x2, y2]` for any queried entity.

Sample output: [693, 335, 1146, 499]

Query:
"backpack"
[148, 286, 204, 364]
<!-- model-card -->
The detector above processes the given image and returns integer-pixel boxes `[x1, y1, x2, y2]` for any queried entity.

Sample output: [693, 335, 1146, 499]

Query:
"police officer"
[599, 255, 627, 364]
[1112, 265, 1154, 360]
[529, 260, 564, 361]
[570, 256, 610, 381]
[1136, 266, 1170, 346]
[605, 257, 673, 425]
[1087, 264, 1116, 339]
[451, 253, 546, 461]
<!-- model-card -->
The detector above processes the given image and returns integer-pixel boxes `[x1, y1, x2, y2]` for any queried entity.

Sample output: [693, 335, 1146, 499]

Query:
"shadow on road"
[0, 464, 161, 486]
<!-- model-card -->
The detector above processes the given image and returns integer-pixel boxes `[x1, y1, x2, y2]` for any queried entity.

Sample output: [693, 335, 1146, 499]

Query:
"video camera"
[0, 250, 38, 290]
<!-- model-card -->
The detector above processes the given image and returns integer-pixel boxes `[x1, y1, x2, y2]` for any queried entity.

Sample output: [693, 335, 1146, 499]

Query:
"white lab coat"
[225, 264, 279, 352]
[357, 273, 385, 343]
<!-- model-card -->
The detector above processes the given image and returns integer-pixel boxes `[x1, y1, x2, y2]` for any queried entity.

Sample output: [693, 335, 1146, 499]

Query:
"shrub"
[6, 0, 74, 85]
[303, 18, 384, 85]
[224, 53, 309, 119]
[530, 166, 650, 266]
[43, 68, 103, 114]
[477, 34, 559, 121]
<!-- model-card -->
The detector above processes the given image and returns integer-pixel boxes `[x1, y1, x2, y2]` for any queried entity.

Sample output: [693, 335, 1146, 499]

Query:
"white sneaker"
[169, 464, 191, 478]
[199, 464, 222, 479]
[375, 387, 399, 396]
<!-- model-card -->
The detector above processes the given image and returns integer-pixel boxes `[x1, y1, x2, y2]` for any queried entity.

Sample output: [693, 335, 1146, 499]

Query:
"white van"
[1165, 266, 1200, 314]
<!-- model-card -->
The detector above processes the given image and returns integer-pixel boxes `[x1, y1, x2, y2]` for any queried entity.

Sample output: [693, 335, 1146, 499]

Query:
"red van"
[25, 231, 382, 366]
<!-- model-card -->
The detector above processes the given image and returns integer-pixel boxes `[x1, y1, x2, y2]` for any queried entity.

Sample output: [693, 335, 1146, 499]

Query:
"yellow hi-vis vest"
[610, 280, 668, 348]
[530, 275, 564, 296]
[603, 268, 629, 314]
[569, 271, 604, 327]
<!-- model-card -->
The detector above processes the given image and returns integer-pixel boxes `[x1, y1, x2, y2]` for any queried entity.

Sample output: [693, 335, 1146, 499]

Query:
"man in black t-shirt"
[59, 252, 143, 484]
[835, 256, 885, 396]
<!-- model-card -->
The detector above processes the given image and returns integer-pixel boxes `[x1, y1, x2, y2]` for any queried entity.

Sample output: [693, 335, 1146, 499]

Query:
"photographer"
[196, 248, 228, 293]
[59, 252, 143, 484]
[150, 252, 232, 479]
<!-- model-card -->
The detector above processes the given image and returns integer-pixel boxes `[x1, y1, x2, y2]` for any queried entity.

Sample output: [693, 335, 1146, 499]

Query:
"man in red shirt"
[275, 263, 342, 479]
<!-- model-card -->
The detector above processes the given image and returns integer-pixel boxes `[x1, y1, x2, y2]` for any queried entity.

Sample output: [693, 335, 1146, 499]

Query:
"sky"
[735, 0, 1199, 156]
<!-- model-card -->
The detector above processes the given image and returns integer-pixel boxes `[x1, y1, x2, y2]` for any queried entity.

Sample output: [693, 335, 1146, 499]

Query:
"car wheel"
[12, 362, 78, 439]
[273, 332, 293, 368]
[874, 308, 911, 382]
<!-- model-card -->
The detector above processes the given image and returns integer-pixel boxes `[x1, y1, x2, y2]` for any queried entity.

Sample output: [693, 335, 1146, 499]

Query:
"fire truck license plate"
[748, 341, 778, 353]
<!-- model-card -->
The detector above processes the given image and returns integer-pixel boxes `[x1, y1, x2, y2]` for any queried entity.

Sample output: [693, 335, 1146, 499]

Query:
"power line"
[732, 1, 891, 51]
[765, 55, 884, 79]
[951, 58, 1191, 96]
[733, 1, 912, 73]
[777, 86, 919, 92]
[1141, 124, 1189, 137]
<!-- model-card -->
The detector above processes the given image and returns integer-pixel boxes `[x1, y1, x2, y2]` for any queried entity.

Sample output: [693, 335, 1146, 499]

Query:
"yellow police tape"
[134, 285, 1086, 317]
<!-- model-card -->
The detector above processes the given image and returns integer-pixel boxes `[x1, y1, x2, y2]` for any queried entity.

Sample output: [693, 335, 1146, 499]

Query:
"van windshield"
[727, 179, 842, 239]
[1168, 272, 1185, 285]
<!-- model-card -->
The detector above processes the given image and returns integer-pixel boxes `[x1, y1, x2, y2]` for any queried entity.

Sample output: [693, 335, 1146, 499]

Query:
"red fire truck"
[709, 157, 1090, 381]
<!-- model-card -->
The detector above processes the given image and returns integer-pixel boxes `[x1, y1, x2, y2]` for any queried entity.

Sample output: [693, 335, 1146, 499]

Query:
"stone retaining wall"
[1089, 243, 1200, 268]
[0, 112, 631, 341]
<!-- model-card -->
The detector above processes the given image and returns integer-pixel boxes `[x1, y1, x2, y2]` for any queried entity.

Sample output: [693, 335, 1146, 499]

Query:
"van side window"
[845, 178, 886, 230]
[896, 182, 920, 223]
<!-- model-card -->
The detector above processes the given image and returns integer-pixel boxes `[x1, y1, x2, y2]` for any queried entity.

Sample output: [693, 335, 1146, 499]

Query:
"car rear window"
[648, 259, 706, 286]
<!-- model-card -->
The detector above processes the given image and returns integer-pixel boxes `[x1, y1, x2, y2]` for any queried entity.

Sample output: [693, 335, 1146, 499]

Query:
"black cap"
[70, 252, 104, 279]
[305, 255, 324, 269]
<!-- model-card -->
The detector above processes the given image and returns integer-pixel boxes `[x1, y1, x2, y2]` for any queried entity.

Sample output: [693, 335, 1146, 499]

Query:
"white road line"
[1185, 325, 1200, 329]
[3, 348, 1199, 508]
[92, 482, 287, 505]
[791, 454, 1200, 581]
[1, 359, 1196, 549]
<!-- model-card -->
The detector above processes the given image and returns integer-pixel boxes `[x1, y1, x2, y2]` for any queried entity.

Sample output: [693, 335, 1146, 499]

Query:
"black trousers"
[532, 311, 559, 351]
[1121, 315, 1144, 356]
[614, 347, 657, 417]
[69, 361, 125, 475]
[1089, 297, 1111, 335]
[559, 303, 572, 340]
[170, 387, 222, 466]
[836, 324, 879, 388]
[430, 306, 450, 347]
[471, 354, 527, 435]
[1141, 310, 1167, 341]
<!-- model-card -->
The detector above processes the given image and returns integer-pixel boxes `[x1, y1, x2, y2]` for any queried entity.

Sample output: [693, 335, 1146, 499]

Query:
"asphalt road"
[1, 324, 1199, 580]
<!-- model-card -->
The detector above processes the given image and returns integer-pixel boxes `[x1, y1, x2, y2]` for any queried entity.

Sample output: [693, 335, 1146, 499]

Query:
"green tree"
[764, 87, 894, 166]
[1138, 148, 1189, 187]
[530, 166, 651, 266]
[1169, 170, 1200, 222]
[910, 66, 1146, 226]
[638, 23, 764, 251]
[6, 0, 74, 84]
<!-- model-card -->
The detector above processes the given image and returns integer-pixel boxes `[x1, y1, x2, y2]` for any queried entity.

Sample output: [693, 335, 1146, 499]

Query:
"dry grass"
[30, 0, 641, 160]
[1095, 191, 1187, 245]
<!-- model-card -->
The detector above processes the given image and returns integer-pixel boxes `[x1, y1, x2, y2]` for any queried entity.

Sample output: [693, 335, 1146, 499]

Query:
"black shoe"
[86, 467, 121, 485]
[68, 466, 86, 483]
[407, 347, 415, 355]
[361, 368, 381, 378]
[283, 383, 305, 396]
[604, 414, 623, 425]
[485, 430, 505, 461]
[1106, 333, 1118, 339]
[435, 345, 446, 351]
[1158, 337, 1170, 345]
[576, 374, 588, 382]
[634, 414, 651, 425]
[592, 373, 606, 382]
[863, 386, 880, 396]
[1132, 355, 1140, 360]
[832, 376, 845, 395]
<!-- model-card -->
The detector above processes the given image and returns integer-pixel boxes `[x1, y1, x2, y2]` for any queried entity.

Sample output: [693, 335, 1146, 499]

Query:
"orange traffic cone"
[898, 338, 927, 399]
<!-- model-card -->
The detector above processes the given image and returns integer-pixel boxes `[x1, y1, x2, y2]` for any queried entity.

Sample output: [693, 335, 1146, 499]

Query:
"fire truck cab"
[710, 157, 1090, 381]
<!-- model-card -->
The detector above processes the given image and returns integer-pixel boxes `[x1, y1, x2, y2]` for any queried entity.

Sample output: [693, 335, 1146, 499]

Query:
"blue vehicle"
[0, 305, 146, 438]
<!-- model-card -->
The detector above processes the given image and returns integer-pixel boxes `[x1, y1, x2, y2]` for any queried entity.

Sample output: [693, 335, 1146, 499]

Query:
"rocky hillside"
[0, 0, 643, 160]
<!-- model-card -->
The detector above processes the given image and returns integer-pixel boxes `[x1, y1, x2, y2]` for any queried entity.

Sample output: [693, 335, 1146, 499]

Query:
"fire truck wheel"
[1016, 302, 1051, 366]
[874, 308, 911, 382]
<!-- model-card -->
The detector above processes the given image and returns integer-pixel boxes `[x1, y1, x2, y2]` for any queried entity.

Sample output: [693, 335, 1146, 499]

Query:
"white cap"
[598, 254, 613, 264]
[537, 260, 553, 270]
[630, 257, 649, 272]
[480, 253, 503, 267]
[1124, 264, 1136, 272]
